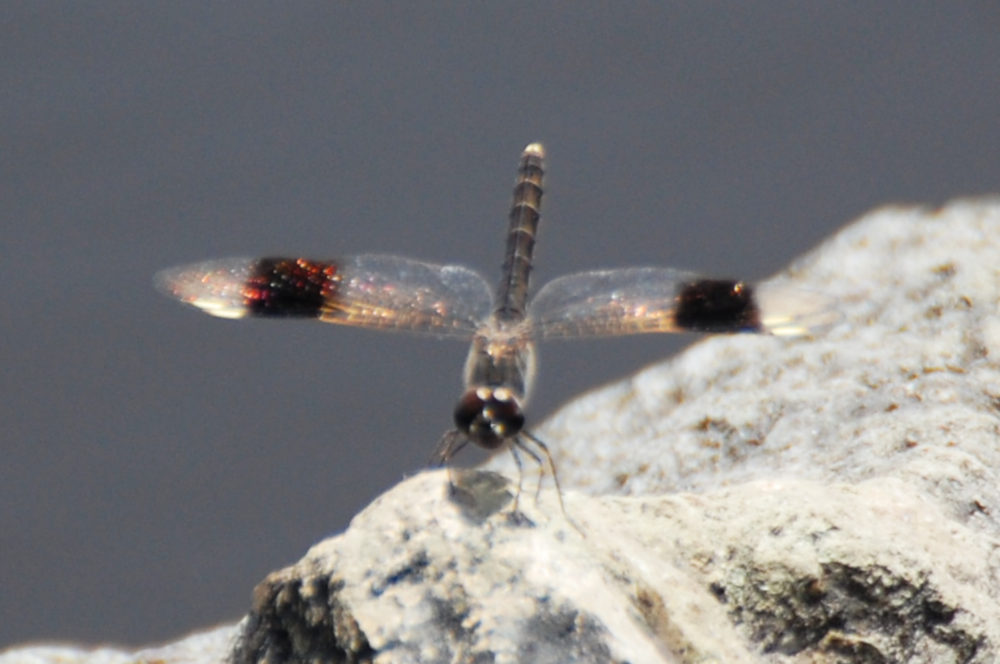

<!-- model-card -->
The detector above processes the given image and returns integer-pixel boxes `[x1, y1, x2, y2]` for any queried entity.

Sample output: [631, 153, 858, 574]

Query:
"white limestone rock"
[236, 197, 1000, 664]
[0, 624, 237, 664]
[7, 197, 1000, 663]
[234, 198, 1000, 663]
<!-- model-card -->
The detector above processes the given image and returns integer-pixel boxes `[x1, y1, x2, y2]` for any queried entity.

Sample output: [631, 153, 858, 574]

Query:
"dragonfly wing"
[751, 280, 843, 337]
[529, 267, 838, 339]
[155, 254, 494, 339]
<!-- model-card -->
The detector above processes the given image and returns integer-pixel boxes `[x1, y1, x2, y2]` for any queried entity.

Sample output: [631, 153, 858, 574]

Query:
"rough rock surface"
[6, 197, 1000, 663]
[0, 624, 237, 664]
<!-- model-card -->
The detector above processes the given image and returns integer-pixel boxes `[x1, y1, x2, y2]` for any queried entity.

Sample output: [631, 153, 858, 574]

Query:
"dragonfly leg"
[517, 430, 576, 531]
[508, 443, 527, 512]
[430, 429, 468, 467]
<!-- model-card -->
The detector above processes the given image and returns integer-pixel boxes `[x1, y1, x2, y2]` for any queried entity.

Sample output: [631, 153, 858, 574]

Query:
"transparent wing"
[155, 254, 494, 339]
[529, 267, 839, 339]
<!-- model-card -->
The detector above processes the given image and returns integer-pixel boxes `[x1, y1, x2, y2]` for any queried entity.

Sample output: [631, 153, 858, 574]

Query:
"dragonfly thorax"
[454, 386, 525, 449]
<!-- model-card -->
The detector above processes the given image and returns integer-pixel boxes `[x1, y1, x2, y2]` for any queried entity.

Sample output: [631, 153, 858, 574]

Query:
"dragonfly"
[156, 143, 835, 517]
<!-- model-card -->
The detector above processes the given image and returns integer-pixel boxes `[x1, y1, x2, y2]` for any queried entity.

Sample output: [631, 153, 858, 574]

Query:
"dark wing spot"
[674, 280, 762, 332]
[245, 258, 339, 318]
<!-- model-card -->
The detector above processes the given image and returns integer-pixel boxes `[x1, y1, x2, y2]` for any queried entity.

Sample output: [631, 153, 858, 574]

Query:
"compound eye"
[454, 391, 485, 434]
[453, 390, 525, 449]
[488, 397, 524, 437]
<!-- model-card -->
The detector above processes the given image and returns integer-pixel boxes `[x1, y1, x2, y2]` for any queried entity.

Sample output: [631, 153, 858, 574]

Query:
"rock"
[0, 624, 237, 664]
[7, 197, 1000, 663]
[234, 198, 1000, 663]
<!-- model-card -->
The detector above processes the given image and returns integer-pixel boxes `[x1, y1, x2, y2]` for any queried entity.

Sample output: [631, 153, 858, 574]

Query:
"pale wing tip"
[522, 142, 545, 159]
[154, 259, 253, 319]
[756, 284, 843, 337]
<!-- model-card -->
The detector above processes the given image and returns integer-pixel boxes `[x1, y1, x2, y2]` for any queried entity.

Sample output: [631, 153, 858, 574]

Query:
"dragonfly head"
[454, 386, 525, 449]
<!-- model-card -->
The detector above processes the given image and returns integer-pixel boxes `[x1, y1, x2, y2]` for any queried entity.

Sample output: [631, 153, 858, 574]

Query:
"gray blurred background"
[3, 2, 999, 650]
